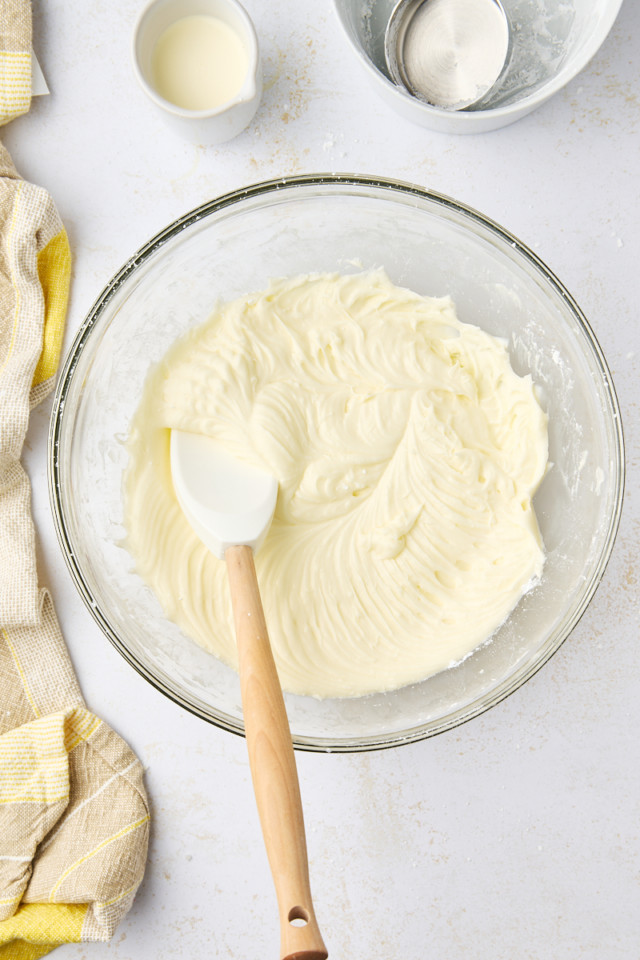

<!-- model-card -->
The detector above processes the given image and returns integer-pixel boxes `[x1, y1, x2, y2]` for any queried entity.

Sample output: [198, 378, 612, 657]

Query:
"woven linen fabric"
[0, 0, 31, 125]
[0, 138, 150, 959]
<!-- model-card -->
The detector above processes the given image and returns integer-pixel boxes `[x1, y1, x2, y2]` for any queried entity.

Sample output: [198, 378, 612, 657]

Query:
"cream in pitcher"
[151, 14, 249, 111]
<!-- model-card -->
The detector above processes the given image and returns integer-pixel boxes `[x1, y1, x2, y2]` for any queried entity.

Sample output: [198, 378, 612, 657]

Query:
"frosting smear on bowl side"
[124, 270, 548, 698]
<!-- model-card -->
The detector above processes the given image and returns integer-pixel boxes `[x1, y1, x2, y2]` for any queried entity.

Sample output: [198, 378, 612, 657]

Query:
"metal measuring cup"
[385, 0, 511, 111]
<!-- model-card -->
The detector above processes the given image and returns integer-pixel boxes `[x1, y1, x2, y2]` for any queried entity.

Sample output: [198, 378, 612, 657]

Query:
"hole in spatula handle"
[288, 905, 310, 927]
[282, 905, 328, 960]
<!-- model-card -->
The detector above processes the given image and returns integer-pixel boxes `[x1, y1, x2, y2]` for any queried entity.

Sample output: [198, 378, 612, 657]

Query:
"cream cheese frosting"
[124, 270, 548, 698]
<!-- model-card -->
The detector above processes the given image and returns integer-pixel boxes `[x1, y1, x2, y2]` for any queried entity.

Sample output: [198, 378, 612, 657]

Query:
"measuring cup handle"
[226, 545, 328, 960]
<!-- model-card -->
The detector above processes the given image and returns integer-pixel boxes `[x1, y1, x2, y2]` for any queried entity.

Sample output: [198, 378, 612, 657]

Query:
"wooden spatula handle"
[226, 545, 328, 960]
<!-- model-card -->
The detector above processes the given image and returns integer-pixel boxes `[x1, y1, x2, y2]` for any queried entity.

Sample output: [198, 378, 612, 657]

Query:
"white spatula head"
[170, 429, 278, 559]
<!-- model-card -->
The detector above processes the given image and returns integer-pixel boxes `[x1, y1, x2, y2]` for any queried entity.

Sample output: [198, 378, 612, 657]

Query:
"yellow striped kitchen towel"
[0, 0, 31, 125]
[0, 119, 149, 960]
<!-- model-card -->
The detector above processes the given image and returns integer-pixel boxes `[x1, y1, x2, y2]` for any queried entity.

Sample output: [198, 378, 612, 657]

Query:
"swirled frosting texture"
[124, 271, 547, 698]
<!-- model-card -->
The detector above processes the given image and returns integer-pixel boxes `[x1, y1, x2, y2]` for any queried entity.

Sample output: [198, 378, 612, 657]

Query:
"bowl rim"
[331, 0, 625, 126]
[48, 172, 626, 752]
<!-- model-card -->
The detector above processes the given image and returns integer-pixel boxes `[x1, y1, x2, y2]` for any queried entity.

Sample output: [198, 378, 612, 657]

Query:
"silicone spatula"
[170, 429, 328, 960]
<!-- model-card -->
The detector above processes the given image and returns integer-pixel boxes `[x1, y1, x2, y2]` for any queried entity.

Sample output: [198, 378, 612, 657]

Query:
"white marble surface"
[4, 1, 640, 957]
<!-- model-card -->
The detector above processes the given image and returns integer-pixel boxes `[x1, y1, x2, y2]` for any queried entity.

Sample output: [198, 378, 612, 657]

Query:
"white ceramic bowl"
[49, 175, 624, 751]
[333, 0, 623, 133]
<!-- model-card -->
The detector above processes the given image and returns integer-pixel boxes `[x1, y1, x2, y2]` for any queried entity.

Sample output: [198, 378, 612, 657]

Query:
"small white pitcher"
[132, 0, 262, 145]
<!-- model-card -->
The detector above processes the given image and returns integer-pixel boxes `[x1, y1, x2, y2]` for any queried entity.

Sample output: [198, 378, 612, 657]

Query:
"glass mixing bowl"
[49, 175, 624, 752]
